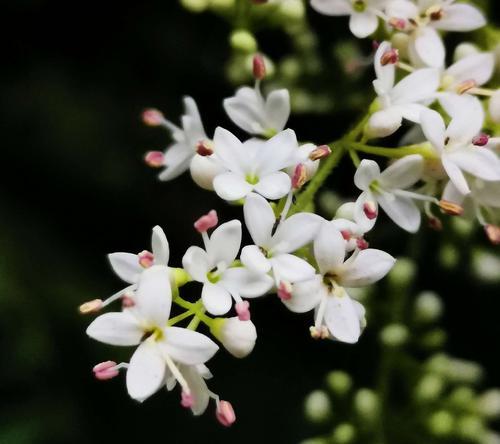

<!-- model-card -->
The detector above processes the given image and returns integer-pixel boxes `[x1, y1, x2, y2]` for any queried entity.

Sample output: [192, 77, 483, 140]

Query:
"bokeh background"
[1, 1, 499, 443]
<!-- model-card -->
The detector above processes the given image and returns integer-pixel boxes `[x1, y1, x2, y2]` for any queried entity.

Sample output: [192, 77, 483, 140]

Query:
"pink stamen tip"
[144, 151, 165, 168]
[216, 401, 236, 427]
[138, 250, 154, 268]
[235, 301, 251, 321]
[341, 230, 352, 241]
[356, 238, 369, 250]
[277, 281, 292, 301]
[93, 361, 119, 381]
[142, 108, 165, 127]
[363, 202, 377, 220]
[484, 225, 500, 246]
[372, 40, 380, 51]
[472, 133, 489, 147]
[181, 391, 194, 408]
[79, 299, 103, 314]
[121, 295, 136, 308]
[252, 54, 266, 80]
[388, 17, 407, 30]
[428, 216, 443, 231]
[380, 49, 399, 66]
[196, 140, 214, 156]
[292, 163, 307, 190]
[309, 145, 332, 161]
[194, 210, 218, 233]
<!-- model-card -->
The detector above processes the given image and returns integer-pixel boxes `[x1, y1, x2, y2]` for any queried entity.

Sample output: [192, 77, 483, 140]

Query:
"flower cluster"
[81, 0, 500, 426]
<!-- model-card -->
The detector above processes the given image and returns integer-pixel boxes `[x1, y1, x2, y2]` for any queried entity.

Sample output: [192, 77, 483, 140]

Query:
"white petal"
[435, 4, 486, 32]
[241, 245, 272, 275]
[385, 0, 419, 19]
[207, 220, 242, 266]
[151, 226, 169, 266]
[442, 180, 466, 205]
[473, 180, 500, 207]
[445, 96, 485, 144]
[374, 41, 395, 93]
[86, 311, 144, 346]
[179, 365, 210, 416]
[379, 154, 424, 189]
[108, 253, 142, 284]
[354, 191, 378, 232]
[163, 327, 219, 365]
[282, 276, 324, 313]
[253, 171, 292, 200]
[366, 108, 403, 137]
[349, 11, 379, 38]
[265, 89, 290, 132]
[446, 53, 494, 87]
[126, 341, 165, 402]
[182, 246, 210, 282]
[272, 213, 323, 254]
[447, 148, 500, 182]
[442, 155, 471, 195]
[182, 96, 206, 142]
[377, 191, 422, 232]
[256, 129, 298, 175]
[339, 249, 396, 287]
[270, 253, 316, 283]
[223, 87, 265, 135]
[314, 222, 346, 275]
[243, 192, 275, 247]
[420, 109, 446, 152]
[310, 0, 352, 15]
[213, 172, 253, 201]
[412, 28, 445, 68]
[354, 159, 380, 190]
[396, 103, 430, 123]
[324, 294, 361, 344]
[391, 67, 440, 104]
[201, 282, 232, 315]
[135, 265, 172, 327]
[221, 267, 274, 298]
[213, 127, 248, 173]
[158, 142, 193, 181]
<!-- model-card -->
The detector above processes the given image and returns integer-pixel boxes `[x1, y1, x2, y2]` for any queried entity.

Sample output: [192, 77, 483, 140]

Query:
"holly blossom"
[283, 222, 395, 343]
[367, 41, 440, 138]
[212, 128, 300, 201]
[223, 86, 290, 137]
[310, 0, 386, 38]
[144, 97, 210, 181]
[420, 99, 500, 196]
[241, 193, 323, 291]
[86, 265, 219, 403]
[354, 155, 434, 233]
[182, 219, 273, 316]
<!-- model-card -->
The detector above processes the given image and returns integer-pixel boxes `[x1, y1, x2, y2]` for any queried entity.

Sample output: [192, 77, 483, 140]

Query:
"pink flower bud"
[216, 401, 236, 427]
[472, 133, 489, 147]
[79, 299, 103, 314]
[356, 238, 369, 250]
[194, 210, 218, 233]
[93, 361, 119, 380]
[142, 108, 165, 127]
[292, 164, 307, 189]
[363, 201, 377, 220]
[144, 151, 165, 168]
[309, 145, 331, 161]
[253, 54, 266, 80]
[196, 140, 214, 156]
[138, 250, 154, 268]
[235, 301, 251, 321]
[484, 224, 500, 245]
[277, 281, 292, 301]
[181, 391, 194, 408]
[380, 49, 399, 66]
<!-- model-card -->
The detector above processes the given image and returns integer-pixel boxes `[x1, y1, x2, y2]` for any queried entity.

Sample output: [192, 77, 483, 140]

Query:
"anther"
[235, 301, 251, 321]
[138, 250, 154, 268]
[363, 201, 378, 220]
[79, 299, 103, 314]
[388, 17, 407, 30]
[456, 79, 477, 95]
[309, 145, 331, 161]
[216, 400, 236, 427]
[426, 5, 443, 21]
[277, 281, 292, 301]
[484, 225, 500, 245]
[428, 216, 443, 231]
[341, 230, 352, 241]
[196, 140, 214, 156]
[292, 164, 307, 190]
[356, 238, 369, 250]
[439, 200, 464, 216]
[144, 151, 165, 168]
[380, 49, 399, 66]
[252, 54, 266, 80]
[93, 361, 119, 380]
[472, 133, 489, 147]
[142, 108, 166, 127]
[181, 391, 194, 408]
[121, 295, 135, 308]
[194, 210, 218, 233]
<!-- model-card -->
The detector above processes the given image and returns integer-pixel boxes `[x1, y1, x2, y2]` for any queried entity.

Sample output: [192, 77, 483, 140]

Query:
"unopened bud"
[79, 299, 103, 314]
[144, 151, 165, 168]
[252, 54, 266, 80]
[354, 388, 379, 421]
[235, 300, 251, 321]
[216, 400, 236, 427]
[326, 371, 352, 396]
[456, 79, 477, 95]
[93, 361, 119, 380]
[439, 200, 464, 216]
[477, 390, 500, 419]
[415, 374, 444, 402]
[428, 410, 454, 437]
[138, 250, 154, 268]
[196, 140, 214, 156]
[363, 201, 377, 220]
[388, 17, 407, 30]
[380, 323, 409, 347]
[304, 390, 331, 423]
[194, 210, 218, 233]
[484, 225, 500, 245]
[181, 391, 194, 408]
[414, 291, 443, 323]
[277, 281, 292, 301]
[309, 145, 331, 161]
[142, 108, 165, 126]
[211, 317, 257, 358]
[292, 164, 307, 189]
[380, 49, 399, 66]
[331, 423, 356, 444]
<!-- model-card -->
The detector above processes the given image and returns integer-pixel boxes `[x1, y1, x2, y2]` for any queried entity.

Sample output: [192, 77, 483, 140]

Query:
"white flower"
[367, 41, 439, 137]
[189, 154, 226, 191]
[223, 86, 290, 137]
[443, 178, 500, 214]
[211, 317, 258, 358]
[182, 220, 273, 315]
[286, 143, 321, 184]
[87, 265, 219, 402]
[212, 128, 300, 201]
[420, 99, 500, 195]
[154, 97, 209, 181]
[283, 222, 395, 343]
[310, 0, 386, 38]
[241, 193, 322, 286]
[353, 155, 429, 233]
[386, 0, 486, 68]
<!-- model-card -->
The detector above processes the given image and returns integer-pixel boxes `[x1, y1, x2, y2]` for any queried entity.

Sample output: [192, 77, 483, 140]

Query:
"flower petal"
[447, 148, 500, 182]
[253, 171, 292, 200]
[324, 293, 361, 344]
[221, 267, 274, 298]
[158, 142, 193, 181]
[256, 129, 298, 175]
[86, 311, 143, 346]
[354, 191, 378, 232]
[379, 154, 424, 189]
[163, 327, 219, 366]
[179, 365, 210, 416]
[151, 226, 170, 266]
[108, 253, 142, 284]
[201, 282, 232, 315]
[354, 159, 381, 191]
[213, 127, 248, 173]
[207, 220, 242, 266]
[339, 249, 396, 287]
[412, 28, 445, 68]
[442, 155, 471, 195]
[310, 0, 352, 15]
[243, 192, 275, 247]
[314, 222, 346, 275]
[271, 212, 323, 254]
[282, 276, 324, 313]
[126, 341, 165, 402]
[377, 191, 422, 233]
[435, 3, 486, 32]
[391, 67, 440, 104]
[420, 108, 446, 152]
[270, 253, 316, 283]
[213, 172, 253, 201]
[442, 180, 466, 205]
[446, 53, 494, 87]
[265, 89, 290, 133]
[374, 41, 395, 93]
[241, 245, 272, 275]
[182, 246, 211, 282]
[135, 265, 172, 327]
[349, 11, 379, 38]
[445, 95, 485, 144]
[223, 87, 265, 135]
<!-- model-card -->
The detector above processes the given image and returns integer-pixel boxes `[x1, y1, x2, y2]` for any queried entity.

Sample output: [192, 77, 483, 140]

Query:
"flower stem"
[173, 296, 214, 328]
[350, 142, 438, 160]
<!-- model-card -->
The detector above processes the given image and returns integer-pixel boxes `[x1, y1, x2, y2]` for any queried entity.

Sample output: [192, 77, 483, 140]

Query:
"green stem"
[348, 148, 361, 167]
[173, 297, 213, 328]
[167, 310, 195, 326]
[350, 142, 438, 160]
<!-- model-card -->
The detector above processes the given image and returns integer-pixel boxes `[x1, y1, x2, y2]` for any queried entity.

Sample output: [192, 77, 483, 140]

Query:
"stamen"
[194, 210, 218, 233]
[428, 216, 443, 231]
[472, 133, 489, 147]
[216, 400, 236, 427]
[426, 5, 443, 21]
[79, 299, 103, 314]
[277, 281, 292, 301]
[93, 361, 121, 380]
[181, 391, 195, 408]
[309, 145, 331, 161]
[144, 151, 165, 168]
[162, 350, 191, 395]
[292, 164, 307, 190]
[456, 79, 477, 95]
[235, 301, 251, 321]
[356, 238, 369, 250]
[439, 200, 464, 216]
[142, 108, 166, 127]
[341, 230, 351, 241]
[196, 140, 214, 156]
[138, 250, 154, 268]
[252, 54, 266, 80]
[363, 201, 378, 220]
[380, 49, 399, 66]
[388, 17, 407, 30]
[484, 225, 500, 245]
[121, 295, 135, 308]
